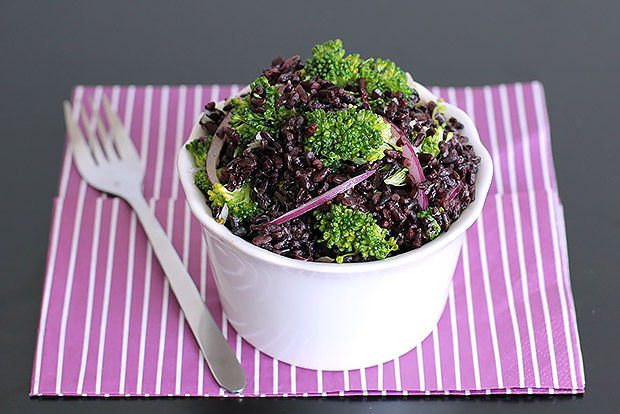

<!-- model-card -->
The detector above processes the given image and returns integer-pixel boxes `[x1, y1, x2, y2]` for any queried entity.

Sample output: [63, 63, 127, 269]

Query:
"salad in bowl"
[177, 40, 492, 370]
[185, 39, 482, 264]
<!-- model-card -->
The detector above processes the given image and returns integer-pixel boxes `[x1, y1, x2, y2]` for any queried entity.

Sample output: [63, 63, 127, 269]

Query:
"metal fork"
[63, 95, 246, 394]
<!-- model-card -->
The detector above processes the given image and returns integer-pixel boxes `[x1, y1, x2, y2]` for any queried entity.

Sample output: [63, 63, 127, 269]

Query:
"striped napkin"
[31, 82, 584, 397]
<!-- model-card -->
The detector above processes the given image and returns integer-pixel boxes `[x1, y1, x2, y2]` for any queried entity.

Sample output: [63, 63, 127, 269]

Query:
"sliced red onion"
[418, 192, 429, 210]
[205, 111, 233, 184]
[267, 168, 376, 226]
[384, 117, 428, 209]
[384, 117, 406, 141]
[401, 138, 428, 209]
[442, 181, 464, 206]
[400, 138, 425, 183]
[215, 203, 229, 224]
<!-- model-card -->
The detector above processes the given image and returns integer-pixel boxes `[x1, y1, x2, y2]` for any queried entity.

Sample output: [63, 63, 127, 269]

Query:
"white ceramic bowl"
[177, 77, 493, 371]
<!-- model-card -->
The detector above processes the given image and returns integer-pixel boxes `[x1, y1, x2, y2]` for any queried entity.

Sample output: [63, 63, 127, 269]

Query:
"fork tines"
[63, 94, 141, 168]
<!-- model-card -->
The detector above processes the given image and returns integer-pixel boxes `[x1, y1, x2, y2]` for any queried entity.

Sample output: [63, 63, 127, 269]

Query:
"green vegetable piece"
[304, 39, 360, 87]
[431, 101, 447, 121]
[207, 182, 262, 221]
[304, 107, 393, 167]
[229, 76, 298, 144]
[314, 204, 398, 261]
[305, 39, 413, 99]
[187, 136, 214, 195]
[358, 57, 412, 100]
[384, 167, 409, 187]
[335, 253, 354, 264]
[186, 136, 212, 168]
[417, 207, 442, 240]
[420, 126, 445, 158]
[193, 169, 212, 195]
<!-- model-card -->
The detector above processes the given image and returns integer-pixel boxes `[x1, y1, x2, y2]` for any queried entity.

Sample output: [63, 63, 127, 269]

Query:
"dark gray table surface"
[2, 1, 618, 412]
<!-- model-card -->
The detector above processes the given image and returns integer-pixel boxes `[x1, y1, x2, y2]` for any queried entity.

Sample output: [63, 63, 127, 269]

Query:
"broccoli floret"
[431, 101, 447, 122]
[187, 137, 214, 195]
[419, 126, 445, 158]
[194, 169, 211, 195]
[358, 57, 412, 100]
[186, 136, 212, 167]
[417, 207, 442, 240]
[314, 204, 398, 262]
[229, 76, 298, 144]
[207, 182, 262, 221]
[305, 39, 413, 99]
[384, 167, 409, 187]
[304, 107, 393, 167]
[304, 39, 361, 87]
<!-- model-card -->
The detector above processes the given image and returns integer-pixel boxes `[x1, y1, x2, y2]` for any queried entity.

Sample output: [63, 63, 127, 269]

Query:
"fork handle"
[125, 193, 246, 394]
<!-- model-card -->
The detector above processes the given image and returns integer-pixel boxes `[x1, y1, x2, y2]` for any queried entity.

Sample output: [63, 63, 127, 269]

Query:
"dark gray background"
[2, 0, 618, 412]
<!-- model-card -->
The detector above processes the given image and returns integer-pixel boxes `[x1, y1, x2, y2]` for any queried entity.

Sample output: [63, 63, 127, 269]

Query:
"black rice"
[199, 57, 481, 262]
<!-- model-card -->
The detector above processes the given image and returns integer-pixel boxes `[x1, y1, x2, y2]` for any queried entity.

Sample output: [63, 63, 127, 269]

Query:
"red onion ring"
[441, 181, 464, 209]
[205, 111, 233, 184]
[266, 168, 376, 226]
[384, 120, 428, 209]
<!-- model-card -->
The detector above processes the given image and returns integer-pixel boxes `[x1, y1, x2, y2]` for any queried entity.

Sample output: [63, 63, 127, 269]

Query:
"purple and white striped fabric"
[31, 82, 584, 397]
